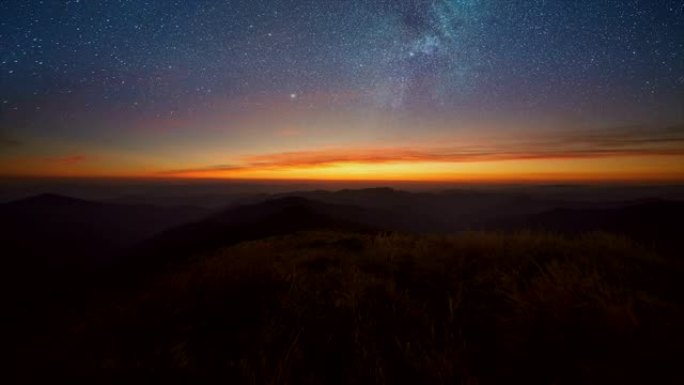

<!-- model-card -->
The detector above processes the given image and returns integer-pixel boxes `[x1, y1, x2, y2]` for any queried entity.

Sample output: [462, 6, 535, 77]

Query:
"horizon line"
[2, 174, 684, 186]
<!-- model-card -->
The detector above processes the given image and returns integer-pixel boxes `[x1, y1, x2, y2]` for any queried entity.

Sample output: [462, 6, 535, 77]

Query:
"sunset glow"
[170, 156, 684, 182]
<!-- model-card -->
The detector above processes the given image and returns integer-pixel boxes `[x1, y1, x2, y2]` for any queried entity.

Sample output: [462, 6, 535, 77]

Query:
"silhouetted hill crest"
[127, 196, 379, 269]
[493, 200, 684, 255]
[0, 193, 209, 272]
[7, 193, 102, 208]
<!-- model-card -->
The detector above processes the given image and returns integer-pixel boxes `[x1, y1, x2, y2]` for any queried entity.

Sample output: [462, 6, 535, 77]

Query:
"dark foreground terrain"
[12, 231, 684, 384]
[4, 187, 684, 384]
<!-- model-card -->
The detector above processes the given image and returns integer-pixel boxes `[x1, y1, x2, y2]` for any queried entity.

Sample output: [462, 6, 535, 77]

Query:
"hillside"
[125, 196, 379, 270]
[0, 193, 211, 324]
[495, 200, 684, 256]
[0, 193, 209, 270]
[15, 231, 684, 384]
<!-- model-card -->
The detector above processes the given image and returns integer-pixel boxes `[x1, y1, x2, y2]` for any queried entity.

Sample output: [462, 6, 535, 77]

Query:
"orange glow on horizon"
[161, 155, 684, 182]
[2, 145, 683, 183]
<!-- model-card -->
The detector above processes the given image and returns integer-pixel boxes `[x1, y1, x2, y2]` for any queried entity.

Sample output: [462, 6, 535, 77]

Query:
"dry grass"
[19, 231, 684, 384]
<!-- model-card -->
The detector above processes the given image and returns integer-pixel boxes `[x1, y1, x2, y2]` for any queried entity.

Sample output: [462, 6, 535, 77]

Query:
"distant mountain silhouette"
[128, 196, 379, 269]
[4, 190, 682, 280]
[125, 192, 684, 272]
[0, 193, 209, 272]
[260, 187, 573, 232]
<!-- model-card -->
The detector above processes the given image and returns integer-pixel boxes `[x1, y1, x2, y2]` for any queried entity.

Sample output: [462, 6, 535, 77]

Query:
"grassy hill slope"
[18, 231, 683, 384]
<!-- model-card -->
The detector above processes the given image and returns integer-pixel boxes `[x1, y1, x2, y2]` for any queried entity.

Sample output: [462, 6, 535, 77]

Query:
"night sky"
[1, 0, 683, 181]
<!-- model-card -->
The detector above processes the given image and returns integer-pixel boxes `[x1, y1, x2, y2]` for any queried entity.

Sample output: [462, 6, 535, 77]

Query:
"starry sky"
[1, 0, 683, 181]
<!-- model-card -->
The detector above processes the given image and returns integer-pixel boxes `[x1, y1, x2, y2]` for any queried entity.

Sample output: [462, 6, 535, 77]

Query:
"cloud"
[0, 138, 21, 147]
[163, 125, 684, 175]
[160, 164, 241, 175]
[546, 124, 684, 148]
[48, 155, 87, 165]
[0, 135, 22, 147]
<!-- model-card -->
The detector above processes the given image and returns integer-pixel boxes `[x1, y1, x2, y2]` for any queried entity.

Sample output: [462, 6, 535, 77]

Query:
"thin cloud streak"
[0, 135, 22, 147]
[47, 155, 87, 165]
[164, 127, 684, 176]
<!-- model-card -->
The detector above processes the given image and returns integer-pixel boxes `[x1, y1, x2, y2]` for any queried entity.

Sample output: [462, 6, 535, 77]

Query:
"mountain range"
[2, 188, 682, 278]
